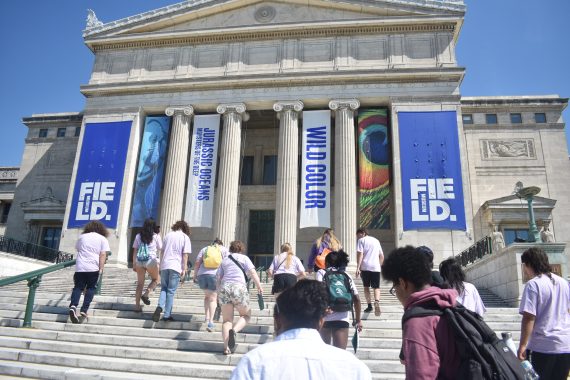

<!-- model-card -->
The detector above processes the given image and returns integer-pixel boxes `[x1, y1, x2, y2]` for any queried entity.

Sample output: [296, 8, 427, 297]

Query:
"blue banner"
[130, 116, 171, 227]
[68, 121, 132, 229]
[398, 111, 466, 230]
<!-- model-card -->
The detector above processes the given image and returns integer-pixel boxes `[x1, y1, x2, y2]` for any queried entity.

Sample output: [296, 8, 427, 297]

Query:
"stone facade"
[3, 1, 569, 270]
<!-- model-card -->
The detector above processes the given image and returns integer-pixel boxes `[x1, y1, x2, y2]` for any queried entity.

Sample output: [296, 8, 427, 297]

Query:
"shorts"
[136, 257, 158, 269]
[218, 282, 250, 308]
[198, 274, 217, 291]
[272, 273, 297, 294]
[323, 320, 350, 329]
[361, 270, 381, 288]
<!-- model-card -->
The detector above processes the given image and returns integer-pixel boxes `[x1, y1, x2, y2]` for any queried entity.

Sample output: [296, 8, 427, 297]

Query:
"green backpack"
[323, 269, 353, 312]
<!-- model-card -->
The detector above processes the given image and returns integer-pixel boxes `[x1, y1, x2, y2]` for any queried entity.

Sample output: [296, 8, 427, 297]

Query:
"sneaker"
[69, 306, 80, 324]
[79, 311, 88, 324]
[206, 321, 215, 332]
[141, 293, 151, 306]
[363, 305, 373, 313]
[228, 329, 236, 351]
[161, 316, 175, 322]
[152, 306, 162, 322]
[374, 301, 381, 317]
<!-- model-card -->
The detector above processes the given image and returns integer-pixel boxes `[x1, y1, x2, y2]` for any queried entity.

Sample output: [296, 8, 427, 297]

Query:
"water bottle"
[521, 360, 539, 380]
[501, 332, 517, 356]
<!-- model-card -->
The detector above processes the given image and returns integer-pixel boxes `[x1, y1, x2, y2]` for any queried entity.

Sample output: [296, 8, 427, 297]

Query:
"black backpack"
[323, 269, 353, 313]
[402, 303, 525, 380]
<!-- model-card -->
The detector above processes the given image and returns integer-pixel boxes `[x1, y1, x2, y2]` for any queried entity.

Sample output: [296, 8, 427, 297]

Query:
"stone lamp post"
[515, 185, 541, 243]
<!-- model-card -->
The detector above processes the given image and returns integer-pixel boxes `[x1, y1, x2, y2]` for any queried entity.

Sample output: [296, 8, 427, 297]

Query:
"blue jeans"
[158, 269, 180, 318]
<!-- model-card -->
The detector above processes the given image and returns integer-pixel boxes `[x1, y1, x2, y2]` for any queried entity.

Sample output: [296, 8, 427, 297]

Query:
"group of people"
[68, 220, 569, 379]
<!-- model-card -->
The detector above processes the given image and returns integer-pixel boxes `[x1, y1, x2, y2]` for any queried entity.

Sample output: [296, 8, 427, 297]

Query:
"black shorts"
[361, 270, 381, 288]
[323, 320, 350, 329]
[272, 273, 297, 294]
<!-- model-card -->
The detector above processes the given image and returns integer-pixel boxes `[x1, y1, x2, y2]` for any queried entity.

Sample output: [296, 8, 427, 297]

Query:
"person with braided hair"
[230, 280, 371, 379]
[518, 247, 570, 380]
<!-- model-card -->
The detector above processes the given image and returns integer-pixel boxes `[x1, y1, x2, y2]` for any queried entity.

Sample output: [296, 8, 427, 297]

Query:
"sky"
[0, 0, 569, 167]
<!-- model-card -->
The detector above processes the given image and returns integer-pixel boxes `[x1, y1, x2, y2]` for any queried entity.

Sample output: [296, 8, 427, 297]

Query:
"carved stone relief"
[480, 139, 536, 159]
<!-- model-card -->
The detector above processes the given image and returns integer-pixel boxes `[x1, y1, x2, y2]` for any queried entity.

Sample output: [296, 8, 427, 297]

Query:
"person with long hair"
[68, 220, 110, 324]
[152, 220, 191, 322]
[193, 238, 228, 332]
[517, 247, 570, 380]
[267, 243, 306, 298]
[316, 250, 362, 349]
[307, 228, 342, 273]
[439, 257, 486, 317]
[132, 218, 162, 311]
[216, 240, 263, 355]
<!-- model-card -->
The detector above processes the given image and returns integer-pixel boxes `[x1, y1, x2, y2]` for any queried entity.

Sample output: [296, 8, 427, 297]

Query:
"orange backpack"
[314, 248, 332, 270]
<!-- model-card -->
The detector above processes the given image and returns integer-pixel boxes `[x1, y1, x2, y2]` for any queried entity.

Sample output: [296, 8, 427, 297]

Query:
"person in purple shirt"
[307, 228, 342, 273]
[152, 220, 191, 323]
[518, 247, 570, 380]
[216, 241, 263, 355]
[69, 220, 110, 324]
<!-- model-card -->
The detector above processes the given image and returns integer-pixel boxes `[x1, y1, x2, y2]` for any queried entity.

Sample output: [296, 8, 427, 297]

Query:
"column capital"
[329, 99, 360, 111]
[217, 103, 247, 115]
[165, 106, 194, 117]
[273, 101, 304, 113]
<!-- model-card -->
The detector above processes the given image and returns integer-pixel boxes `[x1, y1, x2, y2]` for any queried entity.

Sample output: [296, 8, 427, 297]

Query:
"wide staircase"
[0, 265, 522, 379]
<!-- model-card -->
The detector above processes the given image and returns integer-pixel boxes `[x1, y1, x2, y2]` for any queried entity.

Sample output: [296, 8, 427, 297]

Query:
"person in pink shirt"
[382, 246, 460, 379]
[518, 247, 570, 380]
[131, 218, 163, 311]
[152, 220, 191, 322]
[69, 220, 110, 324]
[216, 240, 263, 355]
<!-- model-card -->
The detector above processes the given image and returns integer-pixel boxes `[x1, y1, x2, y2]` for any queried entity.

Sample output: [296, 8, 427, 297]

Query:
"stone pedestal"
[330, 99, 359, 263]
[213, 103, 247, 246]
[160, 106, 193, 233]
[273, 101, 304, 254]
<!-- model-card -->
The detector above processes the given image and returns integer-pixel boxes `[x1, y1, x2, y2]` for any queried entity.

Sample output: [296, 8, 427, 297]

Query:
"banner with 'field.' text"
[398, 111, 466, 230]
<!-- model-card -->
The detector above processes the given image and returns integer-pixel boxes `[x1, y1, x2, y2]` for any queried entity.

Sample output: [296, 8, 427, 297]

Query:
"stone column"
[329, 99, 360, 263]
[273, 101, 304, 254]
[213, 103, 247, 246]
[160, 106, 193, 234]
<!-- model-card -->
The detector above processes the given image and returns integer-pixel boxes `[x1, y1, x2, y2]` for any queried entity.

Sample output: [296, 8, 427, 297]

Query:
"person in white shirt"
[355, 228, 384, 316]
[131, 218, 162, 312]
[230, 280, 371, 380]
[69, 220, 110, 324]
[267, 242, 306, 298]
[439, 257, 486, 317]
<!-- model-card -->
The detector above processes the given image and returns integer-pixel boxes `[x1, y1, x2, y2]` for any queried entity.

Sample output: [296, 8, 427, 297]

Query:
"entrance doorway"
[41, 227, 61, 250]
[247, 210, 275, 268]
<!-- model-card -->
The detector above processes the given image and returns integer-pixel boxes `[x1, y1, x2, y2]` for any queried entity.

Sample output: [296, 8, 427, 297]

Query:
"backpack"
[136, 243, 150, 262]
[323, 269, 353, 312]
[203, 244, 223, 269]
[402, 304, 525, 380]
[315, 248, 332, 270]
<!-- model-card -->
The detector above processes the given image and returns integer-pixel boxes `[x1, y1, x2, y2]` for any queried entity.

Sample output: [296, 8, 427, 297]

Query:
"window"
[0, 202, 11, 224]
[534, 113, 546, 123]
[240, 156, 254, 185]
[485, 114, 498, 124]
[263, 155, 277, 185]
[510, 113, 522, 124]
[41, 227, 61, 250]
[57, 128, 66, 137]
[462, 114, 474, 124]
[38, 129, 48, 138]
[75, 127, 81, 137]
[503, 228, 530, 245]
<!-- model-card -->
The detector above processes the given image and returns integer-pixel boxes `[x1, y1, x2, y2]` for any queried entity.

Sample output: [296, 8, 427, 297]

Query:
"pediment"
[21, 196, 66, 212]
[84, 0, 465, 44]
[482, 195, 557, 210]
[481, 195, 556, 226]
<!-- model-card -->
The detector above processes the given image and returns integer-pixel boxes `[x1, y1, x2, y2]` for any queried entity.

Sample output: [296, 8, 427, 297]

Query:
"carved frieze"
[480, 139, 536, 159]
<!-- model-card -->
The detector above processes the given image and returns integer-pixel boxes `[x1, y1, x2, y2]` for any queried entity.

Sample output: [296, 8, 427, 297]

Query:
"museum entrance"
[247, 210, 275, 268]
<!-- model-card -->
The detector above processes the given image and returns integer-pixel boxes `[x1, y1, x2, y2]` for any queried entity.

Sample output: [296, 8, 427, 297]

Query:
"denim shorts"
[136, 257, 158, 269]
[198, 274, 217, 291]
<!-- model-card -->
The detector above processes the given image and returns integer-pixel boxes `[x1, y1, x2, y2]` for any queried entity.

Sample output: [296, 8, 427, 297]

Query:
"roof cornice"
[83, 0, 465, 38]
[86, 17, 459, 52]
[80, 67, 464, 97]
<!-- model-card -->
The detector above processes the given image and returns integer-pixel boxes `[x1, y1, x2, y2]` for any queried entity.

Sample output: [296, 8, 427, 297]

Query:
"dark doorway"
[247, 210, 275, 268]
